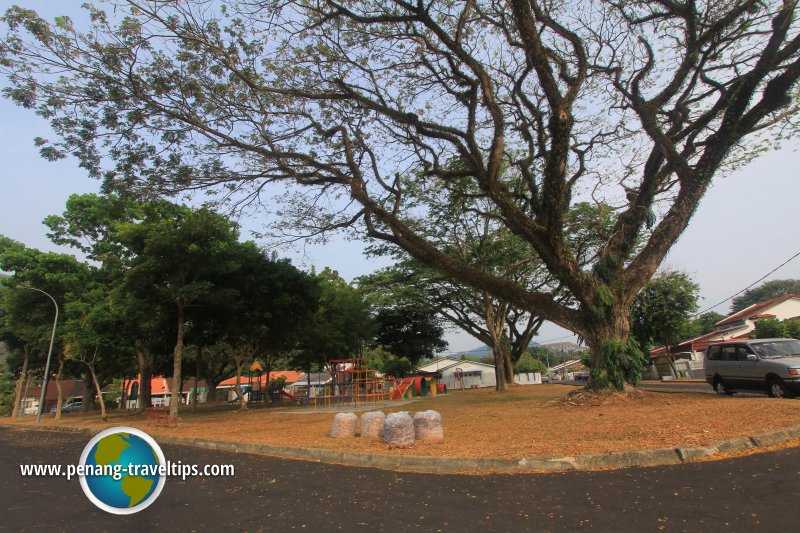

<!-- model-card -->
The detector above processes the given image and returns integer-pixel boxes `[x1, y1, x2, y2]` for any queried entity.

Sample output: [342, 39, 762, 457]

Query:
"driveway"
[2, 427, 798, 531]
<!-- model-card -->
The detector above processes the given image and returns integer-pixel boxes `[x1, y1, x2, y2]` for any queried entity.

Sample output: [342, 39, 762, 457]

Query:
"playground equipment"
[453, 368, 464, 390]
[310, 358, 391, 408]
[390, 376, 440, 400]
[246, 361, 265, 404]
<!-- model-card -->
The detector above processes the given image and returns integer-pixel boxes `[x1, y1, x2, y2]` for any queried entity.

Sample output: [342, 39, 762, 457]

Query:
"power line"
[693, 250, 800, 317]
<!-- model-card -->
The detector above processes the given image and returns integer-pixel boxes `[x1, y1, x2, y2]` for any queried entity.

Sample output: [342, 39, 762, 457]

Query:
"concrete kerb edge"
[2, 422, 799, 474]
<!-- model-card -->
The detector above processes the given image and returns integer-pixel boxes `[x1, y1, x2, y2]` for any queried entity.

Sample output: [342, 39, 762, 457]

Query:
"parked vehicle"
[50, 401, 82, 414]
[704, 338, 800, 398]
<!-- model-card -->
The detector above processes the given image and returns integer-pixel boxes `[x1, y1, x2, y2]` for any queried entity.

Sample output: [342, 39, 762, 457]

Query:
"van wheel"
[714, 378, 733, 395]
[767, 379, 795, 399]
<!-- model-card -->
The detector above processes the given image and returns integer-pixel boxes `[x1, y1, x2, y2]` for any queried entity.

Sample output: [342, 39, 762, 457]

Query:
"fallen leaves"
[8, 384, 800, 460]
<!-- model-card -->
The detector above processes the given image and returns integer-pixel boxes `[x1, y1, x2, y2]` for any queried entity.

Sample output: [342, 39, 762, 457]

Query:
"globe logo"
[78, 427, 166, 514]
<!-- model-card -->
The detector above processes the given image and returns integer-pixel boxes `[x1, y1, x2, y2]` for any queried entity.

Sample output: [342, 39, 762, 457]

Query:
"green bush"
[754, 318, 788, 339]
[515, 352, 548, 374]
[0, 372, 15, 416]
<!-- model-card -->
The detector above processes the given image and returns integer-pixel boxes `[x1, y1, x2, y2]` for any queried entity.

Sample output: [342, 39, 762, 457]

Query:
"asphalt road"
[638, 381, 783, 398]
[2, 427, 799, 532]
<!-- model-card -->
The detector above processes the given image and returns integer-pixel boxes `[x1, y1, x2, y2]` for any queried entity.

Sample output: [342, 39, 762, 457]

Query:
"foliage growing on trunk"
[591, 338, 647, 391]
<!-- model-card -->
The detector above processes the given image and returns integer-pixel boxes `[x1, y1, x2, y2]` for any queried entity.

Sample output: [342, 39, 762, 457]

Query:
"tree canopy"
[3, 1, 800, 390]
[631, 270, 700, 352]
[731, 279, 800, 313]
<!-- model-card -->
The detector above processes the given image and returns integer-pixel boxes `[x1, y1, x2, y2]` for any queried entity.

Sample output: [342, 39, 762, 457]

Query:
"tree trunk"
[54, 353, 64, 421]
[86, 361, 107, 421]
[585, 307, 645, 392]
[492, 346, 506, 391]
[500, 345, 515, 386]
[82, 370, 97, 412]
[135, 341, 153, 411]
[170, 303, 185, 418]
[193, 344, 203, 412]
[12, 344, 30, 418]
[234, 354, 247, 410]
[483, 293, 508, 391]
[21, 371, 33, 417]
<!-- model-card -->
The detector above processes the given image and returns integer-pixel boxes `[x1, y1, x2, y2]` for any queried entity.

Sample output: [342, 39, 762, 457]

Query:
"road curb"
[2, 422, 799, 474]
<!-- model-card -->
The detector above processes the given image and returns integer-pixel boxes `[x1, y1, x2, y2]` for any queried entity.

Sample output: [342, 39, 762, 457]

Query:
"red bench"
[144, 407, 179, 427]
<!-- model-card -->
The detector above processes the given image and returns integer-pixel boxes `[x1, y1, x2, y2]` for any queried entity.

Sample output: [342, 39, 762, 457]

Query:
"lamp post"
[16, 285, 59, 425]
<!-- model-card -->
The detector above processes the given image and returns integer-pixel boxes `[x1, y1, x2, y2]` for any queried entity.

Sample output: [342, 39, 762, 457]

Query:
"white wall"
[764, 298, 800, 322]
[513, 372, 543, 385]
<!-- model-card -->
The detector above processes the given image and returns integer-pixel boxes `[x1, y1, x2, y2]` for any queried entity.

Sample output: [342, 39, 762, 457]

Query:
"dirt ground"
[7, 384, 800, 458]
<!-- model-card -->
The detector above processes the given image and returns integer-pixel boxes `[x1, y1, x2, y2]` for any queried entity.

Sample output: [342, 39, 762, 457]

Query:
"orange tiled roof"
[715, 294, 800, 327]
[218, 370, 303, 388]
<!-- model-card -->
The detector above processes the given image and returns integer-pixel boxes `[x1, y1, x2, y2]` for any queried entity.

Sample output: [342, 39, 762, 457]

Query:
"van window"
[736, 346, 754, 361]
[707, 346, 722, 360]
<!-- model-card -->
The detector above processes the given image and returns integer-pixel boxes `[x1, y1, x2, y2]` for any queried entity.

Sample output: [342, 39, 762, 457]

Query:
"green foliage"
[224, 244, 319, 355]
[381, 356, 412, 379]
[690, 311, 726, 335]
[631, 270, 700, 350]
[514, 352, 548, 374]
[374, 305, 447, 370]
[294, 268, 374, 371]
[731, 279, 800, 313]
[592, 337, 647, 391]
[4, 2, 799, 393]
[596, 284, 615, 308]
[0, 371, 15, 416]
[0, 237, 92, 371]
[753, 318, 789, 339]
[267, 376, 287, 393]
[786, 320, 800, 340]
[363, 347, 412, 378]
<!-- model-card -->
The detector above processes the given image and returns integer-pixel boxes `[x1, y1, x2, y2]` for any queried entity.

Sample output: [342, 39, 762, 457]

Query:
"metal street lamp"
[16, 285, 59, 425]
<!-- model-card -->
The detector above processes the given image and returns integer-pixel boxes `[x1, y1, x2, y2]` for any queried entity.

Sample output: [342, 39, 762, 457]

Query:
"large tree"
[221, 244, 320, 409]
[0, 238, 89, 417]
[3, 1, 800, 391]
[44, 193, 176, 411]
[117, 203, 242, 417]
[359, 199, 611, 390]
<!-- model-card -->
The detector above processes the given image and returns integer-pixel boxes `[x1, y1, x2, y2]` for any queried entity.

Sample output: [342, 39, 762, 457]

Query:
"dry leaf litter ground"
[7, 384, 800, 459]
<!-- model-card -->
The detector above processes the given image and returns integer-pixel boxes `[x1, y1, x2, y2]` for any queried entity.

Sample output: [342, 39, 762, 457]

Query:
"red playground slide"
[279, 389, 296, 400]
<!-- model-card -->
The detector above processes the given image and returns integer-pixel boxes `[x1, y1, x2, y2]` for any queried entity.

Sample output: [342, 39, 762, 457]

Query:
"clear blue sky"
[1, 1, 799, 354]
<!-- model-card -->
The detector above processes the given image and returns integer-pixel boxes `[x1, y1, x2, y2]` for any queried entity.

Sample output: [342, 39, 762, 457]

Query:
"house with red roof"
[124, 376, 208, 409]
[649, 294, 800, 378]
[20, 379, 88, 415]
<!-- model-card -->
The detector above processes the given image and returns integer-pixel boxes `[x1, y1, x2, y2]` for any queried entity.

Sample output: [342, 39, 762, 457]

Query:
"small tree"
[374, 305, 447, 372]
[631, 270, 699, 376]
[515, 352, 548, 375]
